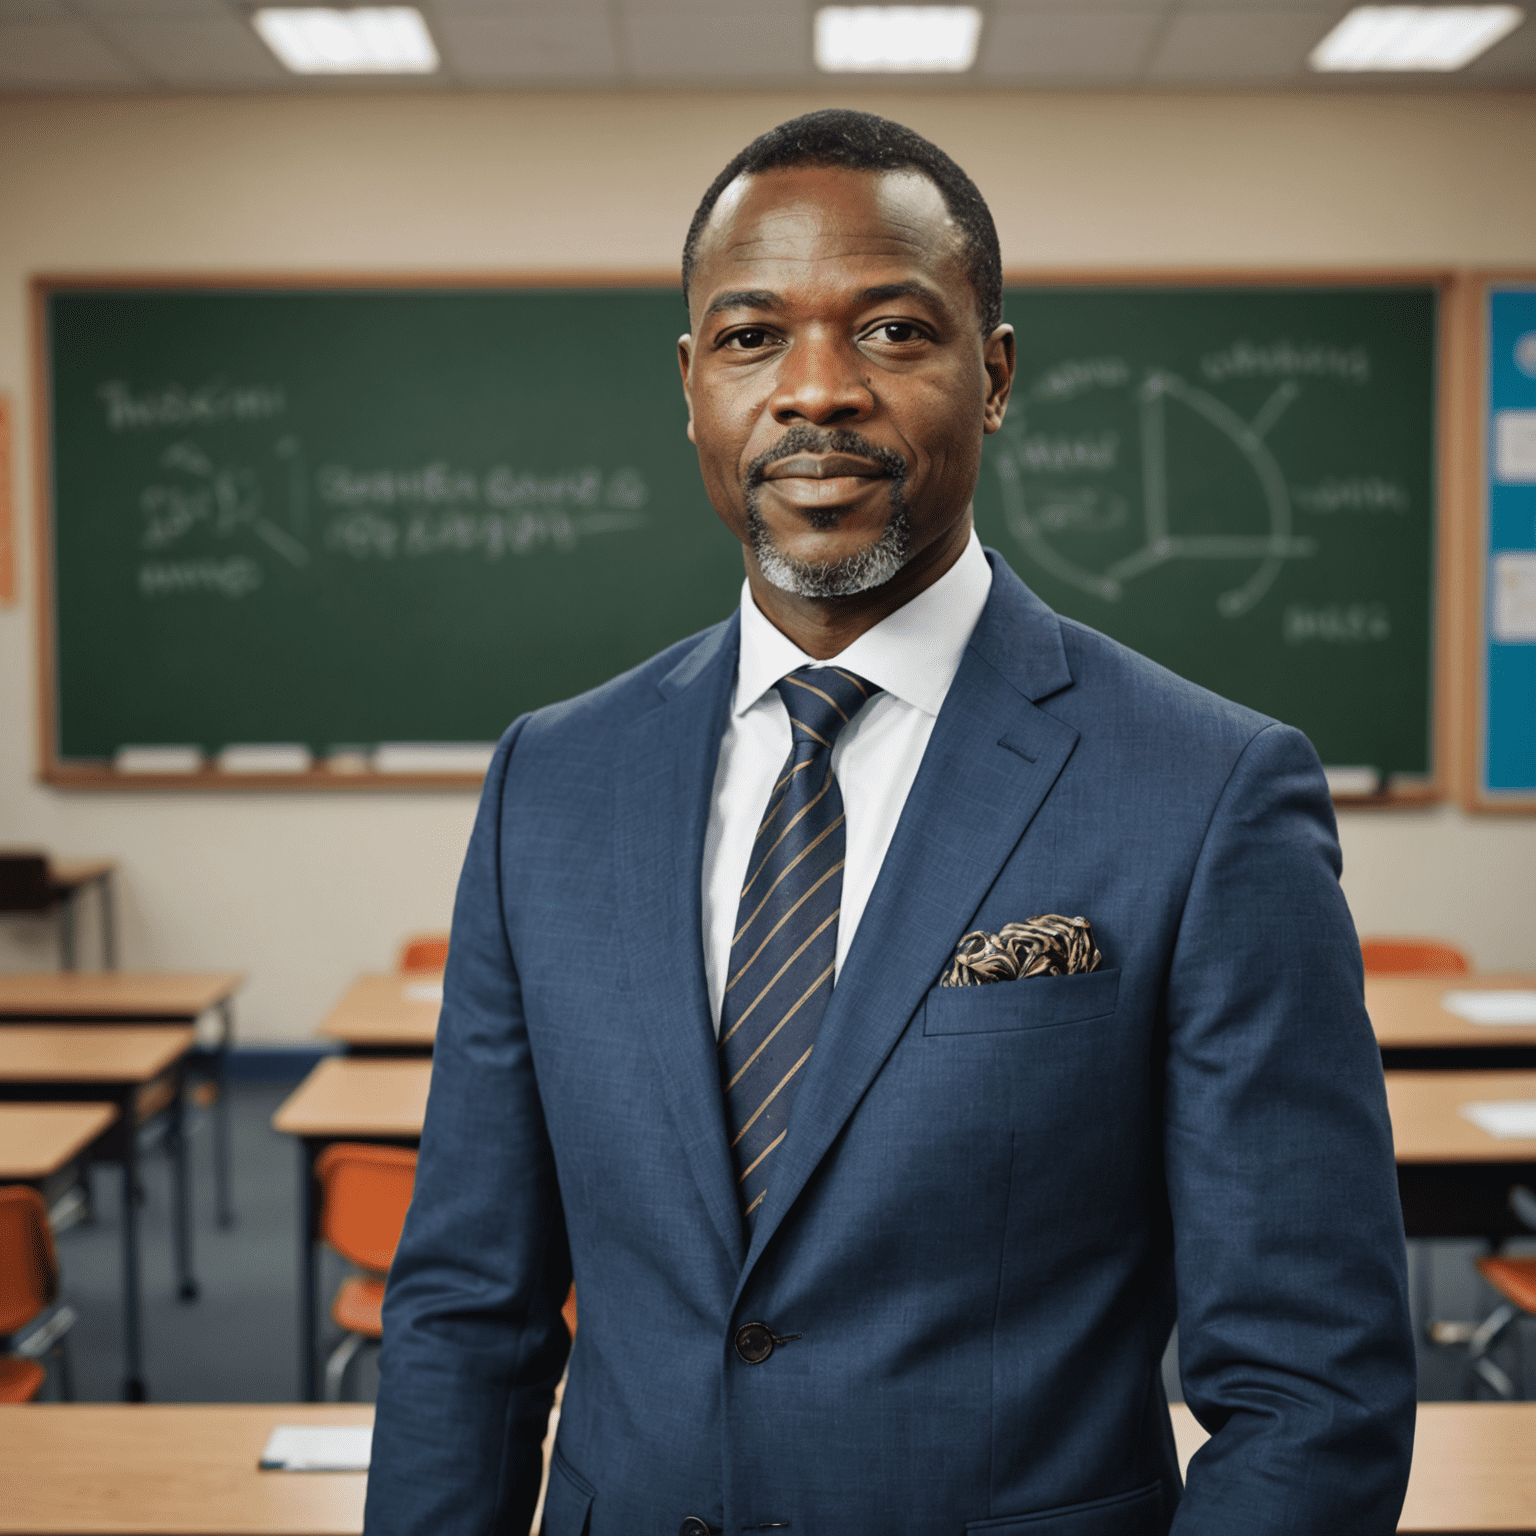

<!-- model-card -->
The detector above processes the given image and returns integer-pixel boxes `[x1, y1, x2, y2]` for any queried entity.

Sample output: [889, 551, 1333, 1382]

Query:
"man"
[367, 110, 1415, 1536]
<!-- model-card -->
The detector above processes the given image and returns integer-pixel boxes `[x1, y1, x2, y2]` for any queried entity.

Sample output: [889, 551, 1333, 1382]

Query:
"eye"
[724, 327, 776, 351]
[867, 321, 925, 345]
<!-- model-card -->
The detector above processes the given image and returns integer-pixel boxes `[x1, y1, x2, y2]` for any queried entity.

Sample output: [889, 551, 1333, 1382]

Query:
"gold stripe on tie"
[723, 958, 835, 1091]
[759, 760, 817, 831]
[740, 777, 835, 897]
[743, 1190, 766, 1216]
[736, 1130, 786, 1183]
[733, 818, 845, 944]
[788, 717, 832, 749]
[725, 870, 843, 994]
[781, 675, 850, 722]
[830, 667, 871, 696]
[730, 1040, 820, 1148]
[718, 908, 841, 1048]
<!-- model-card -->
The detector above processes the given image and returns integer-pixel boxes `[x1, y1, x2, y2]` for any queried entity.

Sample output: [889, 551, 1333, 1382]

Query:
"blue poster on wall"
[1485, 288, 1536, 794]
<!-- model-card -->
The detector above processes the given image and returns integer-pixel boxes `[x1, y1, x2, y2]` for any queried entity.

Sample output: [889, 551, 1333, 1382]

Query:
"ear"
[678, 333, 696, 445]
[981, 324, 1015, 435]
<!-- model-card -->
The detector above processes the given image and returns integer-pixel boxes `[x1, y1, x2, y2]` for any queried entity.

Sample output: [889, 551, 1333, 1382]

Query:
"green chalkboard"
[974, 284, 1439, 787]
[39, 279, 1438, 788]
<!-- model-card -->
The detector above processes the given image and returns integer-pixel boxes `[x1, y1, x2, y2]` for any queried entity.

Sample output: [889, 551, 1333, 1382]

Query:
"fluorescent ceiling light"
[253, 7, 439, 74]
[1310, 5, 1523, 71]
[815, 6, 982, 72]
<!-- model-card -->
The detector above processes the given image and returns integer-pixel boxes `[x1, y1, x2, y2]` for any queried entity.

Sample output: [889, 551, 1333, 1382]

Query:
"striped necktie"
[719, 665, 882, 1232]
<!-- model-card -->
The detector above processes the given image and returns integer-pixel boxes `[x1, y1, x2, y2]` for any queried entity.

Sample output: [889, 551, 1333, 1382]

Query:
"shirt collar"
[733, 529, 993, 719]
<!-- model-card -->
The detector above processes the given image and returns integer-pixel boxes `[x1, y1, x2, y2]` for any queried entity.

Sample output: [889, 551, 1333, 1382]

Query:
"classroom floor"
[41, 1077, 1534, 1405]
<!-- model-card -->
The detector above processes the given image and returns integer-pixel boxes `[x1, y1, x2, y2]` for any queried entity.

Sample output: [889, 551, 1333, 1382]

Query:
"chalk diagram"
[993, 371, 1316, 619]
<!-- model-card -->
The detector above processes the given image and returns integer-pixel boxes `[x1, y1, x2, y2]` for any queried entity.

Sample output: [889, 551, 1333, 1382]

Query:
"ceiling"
[1, 0, 1533, 94]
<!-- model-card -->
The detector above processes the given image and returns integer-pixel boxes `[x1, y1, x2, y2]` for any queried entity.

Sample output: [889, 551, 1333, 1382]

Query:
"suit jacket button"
[679, 1519, 713, 1536]
[734, 1322, 776, 1363]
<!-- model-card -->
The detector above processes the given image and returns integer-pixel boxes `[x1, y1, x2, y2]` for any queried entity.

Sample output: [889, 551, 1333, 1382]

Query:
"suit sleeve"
[1164, 722, 1416, 1535]
[365, 719, 573, 1536]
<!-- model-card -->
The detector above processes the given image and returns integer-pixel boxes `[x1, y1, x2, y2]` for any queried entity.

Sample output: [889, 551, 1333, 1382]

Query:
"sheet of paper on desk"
[404, 981, 443, 1003]
[1460, 1100, 1536, 1140]
[1442, 990, 1536, 1026]
[259, 1425, 372, 1471]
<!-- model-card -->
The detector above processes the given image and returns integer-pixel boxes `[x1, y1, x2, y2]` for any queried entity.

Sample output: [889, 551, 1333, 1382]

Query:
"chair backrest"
[397, 933, 449, 973]
[0, 1187, 60, 1335]
[314, 1143, 418, 1273]
[1360, 937, 1471, 976]
[0, 855, 54, 914]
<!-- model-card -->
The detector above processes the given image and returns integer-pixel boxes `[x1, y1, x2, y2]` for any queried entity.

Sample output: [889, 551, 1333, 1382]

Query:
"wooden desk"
[47, 858, 118, 971]
[1371, 974, 1536, 1068]
[1388, 1070, 1536, 1244]
[0, 971, 245, 1227]
[1172, 1400, 1536, 1531]
[0, 1101, 117, 1181]
[0, 1403, 372, 1535]
[273, 1058, 430, 1400]
[0, 1026, 198, 1401]
[315, 973, 439, 1054]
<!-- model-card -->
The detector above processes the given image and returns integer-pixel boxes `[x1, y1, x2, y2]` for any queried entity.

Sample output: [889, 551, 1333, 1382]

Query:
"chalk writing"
[139, 557, 262, 598]
[1201, 341, 1369, 386]
[325, 508, 648, 562]
[137, 441, 308, 568]
[318, 462, 650, 513]
[100, 379, 285, 431]
[1010, 432, 1119, 474]
[1028, 358, 1130, 403]
[1294, 477, 1408, 513]
[1283, 602, 1390, 645]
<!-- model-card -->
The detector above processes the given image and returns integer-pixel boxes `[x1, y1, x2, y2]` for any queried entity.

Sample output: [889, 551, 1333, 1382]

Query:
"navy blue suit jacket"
[366, 552, 1415, 1536]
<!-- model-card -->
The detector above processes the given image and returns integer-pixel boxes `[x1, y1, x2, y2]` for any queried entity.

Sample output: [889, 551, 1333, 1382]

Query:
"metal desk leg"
[59, 895, 77, 972]
[120, 1094, 147, 1401]
[99, 872, 118, 970]
[215, 999, 234, 1228]
[170, 1073, 198, 1301]
[299, 1139, 319, 1401]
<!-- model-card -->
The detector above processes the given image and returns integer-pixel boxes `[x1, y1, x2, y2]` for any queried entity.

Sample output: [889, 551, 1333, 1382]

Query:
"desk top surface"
[1171, 1400, 1536, 1531]
[0, 1025, 196, 1083]
[1368, 973, 1536, 1048]
[0, 1101, 118, 1177]
[0, 1404, 372, 1535]
[0, 972, 242, 1018]
[48, 859, 117, 889]
[271, 1057, 430, 1139]
[315, 973, 440, 1046]
[1387, 1069, 1536, 1163]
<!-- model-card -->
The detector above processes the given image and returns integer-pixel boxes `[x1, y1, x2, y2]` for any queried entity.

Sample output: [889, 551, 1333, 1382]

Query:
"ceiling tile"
[980, 8, 1163, 79]
[0, 16, 140, 83]
[95, 12, 287, 81]
[1461, 9, 1536, 78]
[1147, 5, 1347, 80]
[624, 2, 811, 80]
[433, 4, 620, 81]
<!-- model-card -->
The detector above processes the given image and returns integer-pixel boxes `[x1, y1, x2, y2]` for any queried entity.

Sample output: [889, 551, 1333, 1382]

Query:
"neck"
[744, 512, 972, 660]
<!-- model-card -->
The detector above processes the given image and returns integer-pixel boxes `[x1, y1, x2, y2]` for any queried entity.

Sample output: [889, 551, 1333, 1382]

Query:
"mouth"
[762, 453, 889, 483]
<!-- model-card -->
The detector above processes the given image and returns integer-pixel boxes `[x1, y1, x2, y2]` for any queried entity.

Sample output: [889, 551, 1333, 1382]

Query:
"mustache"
[744, 427, 908, 490]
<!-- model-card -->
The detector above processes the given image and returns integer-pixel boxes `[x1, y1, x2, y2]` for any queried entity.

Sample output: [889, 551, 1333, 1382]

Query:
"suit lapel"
[615, 617, 746, 1269]
[737, 556, 1081, 1281]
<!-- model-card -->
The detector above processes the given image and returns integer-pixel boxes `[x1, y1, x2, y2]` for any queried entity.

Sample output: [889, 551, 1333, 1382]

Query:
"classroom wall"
[1, 89, 1534, 1041]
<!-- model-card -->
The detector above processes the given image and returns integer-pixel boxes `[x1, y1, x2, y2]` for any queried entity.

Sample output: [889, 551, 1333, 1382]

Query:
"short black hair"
[681, 109, 1003, 335]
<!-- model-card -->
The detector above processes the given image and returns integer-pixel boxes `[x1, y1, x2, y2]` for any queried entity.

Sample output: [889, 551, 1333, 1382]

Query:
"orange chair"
[315, 1143, 417, 1401]
[1360, 937, 1470, 975]
[0, 1186, 76, 1402]
[1461, 1253, 1536, 1398]
[397, 933, 450, 973]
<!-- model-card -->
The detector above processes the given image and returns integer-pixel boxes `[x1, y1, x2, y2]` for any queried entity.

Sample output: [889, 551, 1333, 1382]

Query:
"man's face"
[679, 165, 1013, 599]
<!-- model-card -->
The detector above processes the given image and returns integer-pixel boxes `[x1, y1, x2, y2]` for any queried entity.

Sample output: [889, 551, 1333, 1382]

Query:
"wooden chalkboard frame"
[1460, 270, 1536, 814]
[31, 269, 681, 791]
[32, 267, 1455, 800]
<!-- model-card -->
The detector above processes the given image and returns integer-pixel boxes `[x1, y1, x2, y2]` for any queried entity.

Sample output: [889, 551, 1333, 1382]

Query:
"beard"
[743, 426, 913, 599]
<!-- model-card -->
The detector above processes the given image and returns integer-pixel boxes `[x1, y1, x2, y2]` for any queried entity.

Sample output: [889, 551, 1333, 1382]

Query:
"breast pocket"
[922, 968, 1121, 1037]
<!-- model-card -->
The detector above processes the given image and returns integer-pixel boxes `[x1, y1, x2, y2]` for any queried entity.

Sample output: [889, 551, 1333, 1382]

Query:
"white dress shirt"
[702, 530, 993, 1031]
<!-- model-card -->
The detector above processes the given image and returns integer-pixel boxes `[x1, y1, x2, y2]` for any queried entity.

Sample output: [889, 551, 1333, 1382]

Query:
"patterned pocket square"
[939, 914, 1102, 987]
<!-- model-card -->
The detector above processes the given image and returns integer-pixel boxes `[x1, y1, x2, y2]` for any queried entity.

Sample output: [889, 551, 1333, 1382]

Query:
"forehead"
[690, 165, 967, 309]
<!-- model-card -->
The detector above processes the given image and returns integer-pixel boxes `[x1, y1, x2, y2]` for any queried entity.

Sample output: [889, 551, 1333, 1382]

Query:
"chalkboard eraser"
[216, 744, 314, 774]
[114, 746, 204, 775]
[323, 749, 373, 775]
[372, 743, 497, 776]
[1323, 766, 1382, 798]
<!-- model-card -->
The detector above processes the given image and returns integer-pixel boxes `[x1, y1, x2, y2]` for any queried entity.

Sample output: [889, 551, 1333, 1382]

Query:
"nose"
[768, 327, 873, 427]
